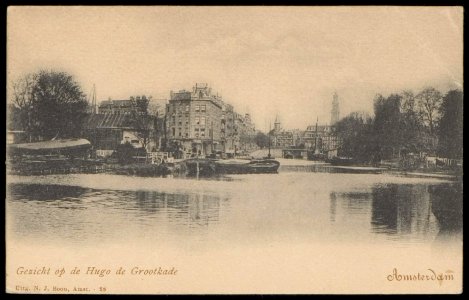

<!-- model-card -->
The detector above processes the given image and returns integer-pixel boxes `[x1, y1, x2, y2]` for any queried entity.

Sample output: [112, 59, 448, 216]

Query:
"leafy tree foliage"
[416, 87, 443, 135]
[335, 87, 460, 164]
[438, 90, 463, 159]
[254, 131, 270, 149]
[10, 70, 88, 141]
[336, 111, 374, 162]
[127, 95, 153, 151]
[373, 94, 402, 160]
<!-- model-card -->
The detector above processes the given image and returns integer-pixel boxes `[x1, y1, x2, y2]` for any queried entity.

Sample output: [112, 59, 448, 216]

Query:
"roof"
[9, 138, 91, 153]
[84, 113, 155, 129]
[99, 99, 133, 107]
[85, 113, 132, 129]
[305, 125, 334, 132]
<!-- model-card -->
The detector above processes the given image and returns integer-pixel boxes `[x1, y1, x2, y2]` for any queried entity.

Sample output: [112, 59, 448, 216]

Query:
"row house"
[273, 131, 294, 148]
[166, 83, 257, 157]
[232, 112, 256, 154]
[303, 124, 341, 156]
[166, 83, 224, 157]
[272, 116, 295, 148]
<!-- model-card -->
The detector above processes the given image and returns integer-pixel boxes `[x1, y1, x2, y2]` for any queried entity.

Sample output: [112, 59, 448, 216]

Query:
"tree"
[399, 90, 426, 155]
[373, 94, 402, 159]
[336, 111, 374, 162]
[438, 90, 463, 159]
[128, 95, 153, 151]
[10, 70, 88, 141]
[10, 73, 38, 141]
[416, 87, 443, 135]
[254, 131, 270, 149]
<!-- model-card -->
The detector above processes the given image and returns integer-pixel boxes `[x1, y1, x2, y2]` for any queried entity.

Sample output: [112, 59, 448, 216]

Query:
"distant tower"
[274, 115, 281, 132]
[331, 91, 340, 125]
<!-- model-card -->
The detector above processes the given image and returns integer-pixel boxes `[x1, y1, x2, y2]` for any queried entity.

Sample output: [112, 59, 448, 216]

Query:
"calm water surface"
[7, 170, 462, 251]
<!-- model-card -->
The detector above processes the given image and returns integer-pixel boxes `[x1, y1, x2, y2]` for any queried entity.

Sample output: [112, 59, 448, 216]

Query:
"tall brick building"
[166, 83, 257, 157]
[166, 83, 224, 156]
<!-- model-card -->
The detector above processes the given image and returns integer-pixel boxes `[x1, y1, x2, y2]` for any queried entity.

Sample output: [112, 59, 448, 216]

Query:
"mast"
[89, 84, 97, 114]
[314, 117, 319, 154]
[268, 121, 271, 158]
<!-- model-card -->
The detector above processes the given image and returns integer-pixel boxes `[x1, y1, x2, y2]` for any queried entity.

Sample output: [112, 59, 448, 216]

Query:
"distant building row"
[272, 92, 342, 157]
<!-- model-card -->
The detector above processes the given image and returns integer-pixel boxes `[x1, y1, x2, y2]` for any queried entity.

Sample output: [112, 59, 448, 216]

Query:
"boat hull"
[327, 157, 355, 166]
[216, 159, 280, 174]
[182, 158, 280, 176]
[183, 159, 217, 176]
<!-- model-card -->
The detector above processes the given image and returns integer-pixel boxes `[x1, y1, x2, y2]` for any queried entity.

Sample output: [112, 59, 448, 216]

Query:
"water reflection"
[280, 164, 382, 174]
[370, 184, 435, 237]
[8, 183, 89, 201]
[329, 192, 337, 222]
[7, 183, 229, 245]
[430, 182, 463, 233]
[7, 176, 462, 248]
[330, 183, 463, 242]
[134, 190, 223, 227]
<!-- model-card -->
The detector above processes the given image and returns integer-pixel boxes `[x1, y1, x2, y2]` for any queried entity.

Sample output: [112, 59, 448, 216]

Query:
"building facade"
[166, 83, 257, 157]
[166, 83, 224, 157]
[303, 124, 340, 152]
[271, 115, 295, 148]
[86, 96, 161, 156]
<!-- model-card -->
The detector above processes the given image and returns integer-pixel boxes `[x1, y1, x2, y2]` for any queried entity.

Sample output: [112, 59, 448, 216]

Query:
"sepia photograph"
[6, 6, 463, 294]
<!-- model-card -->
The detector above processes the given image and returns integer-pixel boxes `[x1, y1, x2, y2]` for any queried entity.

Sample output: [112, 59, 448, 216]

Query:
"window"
[185, 105, 189, 112]
[200, 128, 205, 137]
[195, 117, 200, 125]
[178, 121, 182, 126]
[179, 129, 182, 137]
[200, 117, 206, 125]
[195, 105, 200, 112]
[201, 105, 206, 112]
[172, 128, 175, 137]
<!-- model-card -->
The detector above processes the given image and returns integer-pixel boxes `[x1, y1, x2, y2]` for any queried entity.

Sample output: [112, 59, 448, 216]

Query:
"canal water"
[6, 169, 463, 293]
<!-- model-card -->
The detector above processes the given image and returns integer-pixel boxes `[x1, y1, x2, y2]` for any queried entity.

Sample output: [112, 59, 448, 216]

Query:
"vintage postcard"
[6, 6, 463, 294]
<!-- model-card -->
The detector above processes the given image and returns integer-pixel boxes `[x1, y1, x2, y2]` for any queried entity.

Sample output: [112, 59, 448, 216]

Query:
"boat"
[307, 117, 326, 161]
[215, 158, 280, 174]
[307, 151, 326, 161]
[8, 138, 92, 156]
[182, 158, 217, 176]
[327, 156, 355, 166]
[182, 157, 280, 176]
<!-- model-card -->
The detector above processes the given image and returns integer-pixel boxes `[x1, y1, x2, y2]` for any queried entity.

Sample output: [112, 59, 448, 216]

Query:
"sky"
[7, 6, 463, 131]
